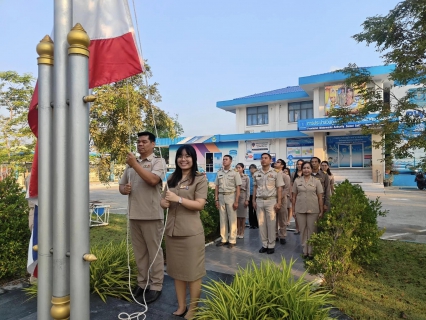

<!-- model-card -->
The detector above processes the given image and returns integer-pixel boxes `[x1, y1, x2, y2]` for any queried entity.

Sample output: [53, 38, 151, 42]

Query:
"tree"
[89, 64, 183, 182]
[0, 71, 35, 168]
[328, 0, 426, 169]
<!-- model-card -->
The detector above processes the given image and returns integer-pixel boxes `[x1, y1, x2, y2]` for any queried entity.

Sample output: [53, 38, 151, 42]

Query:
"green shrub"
[24, 240, 138, 302]
[0, 173, 31, 281]
[196, 258, 332, 320]
[200, 186, 219, 242]
[307, 180, 387, 289]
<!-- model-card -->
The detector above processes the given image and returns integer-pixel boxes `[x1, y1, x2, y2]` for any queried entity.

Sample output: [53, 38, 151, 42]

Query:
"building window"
[288, 101, 313, 122]
[247, 106, 268, 126]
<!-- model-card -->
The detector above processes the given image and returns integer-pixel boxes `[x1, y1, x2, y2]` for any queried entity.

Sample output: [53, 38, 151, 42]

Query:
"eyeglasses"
[177, 154, 191, 160]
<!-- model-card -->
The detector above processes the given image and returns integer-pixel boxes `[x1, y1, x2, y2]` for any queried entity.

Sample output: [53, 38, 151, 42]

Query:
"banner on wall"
[325, 84, 365, 115]
[286, 138, 314, 161]
[245, 141, 270, 161]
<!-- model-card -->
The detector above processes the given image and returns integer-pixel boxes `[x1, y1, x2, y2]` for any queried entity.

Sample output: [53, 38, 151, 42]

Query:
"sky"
[0, 0, 401, 137]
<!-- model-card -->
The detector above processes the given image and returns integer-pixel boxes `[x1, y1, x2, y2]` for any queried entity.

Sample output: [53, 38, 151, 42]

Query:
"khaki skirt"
[237, 191, 248, 218]
[165, 232, 206, 282]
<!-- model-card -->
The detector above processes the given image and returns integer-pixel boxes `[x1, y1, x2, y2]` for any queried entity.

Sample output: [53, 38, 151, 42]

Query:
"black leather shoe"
[259, 247, 267, 253]
[133, 285, 148, 298]
[228, 243, 235, 248]
[280, 238, 286, 245]
[216, 241, 229, 247]
[276, 237, 279, 242]
[144, 289, 162, 304]
[267, 248, 275, 254]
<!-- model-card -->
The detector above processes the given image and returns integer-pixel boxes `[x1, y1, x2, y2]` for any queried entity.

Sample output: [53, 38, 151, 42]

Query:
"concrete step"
[332, 168, 373, 183]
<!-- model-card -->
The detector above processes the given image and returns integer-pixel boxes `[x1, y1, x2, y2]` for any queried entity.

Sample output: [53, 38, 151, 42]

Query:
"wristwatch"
[178, 197, 183, 204]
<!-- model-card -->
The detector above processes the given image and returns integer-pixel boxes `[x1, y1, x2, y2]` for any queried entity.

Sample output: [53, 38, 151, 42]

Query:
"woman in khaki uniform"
[236, 163, 250, 238]
[292, 161, 323, 259]
[291, 159, 304, 235]
[161, 145, 208, 319]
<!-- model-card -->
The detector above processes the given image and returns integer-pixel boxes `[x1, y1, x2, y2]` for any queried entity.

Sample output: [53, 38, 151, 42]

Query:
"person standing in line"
[292, 161, 323, 259]
[310, 157, 330, 212]
[214, 155, 241, 248]
[119, 131, 166, 304]
[283, 168, 293, 223]
[321, 161, 335, 194]
[248, 164, 259, 229]
[253, 153, 284, 254]
[160, 145, 208, 319]
[274, 159, 291, 245]
[291, 159, 305, 235]
[235, 163, 250, 239]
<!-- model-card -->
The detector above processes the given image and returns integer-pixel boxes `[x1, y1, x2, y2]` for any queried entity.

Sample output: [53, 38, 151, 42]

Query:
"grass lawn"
[332, 240, 426, 320]
[90, 213, 128, 245]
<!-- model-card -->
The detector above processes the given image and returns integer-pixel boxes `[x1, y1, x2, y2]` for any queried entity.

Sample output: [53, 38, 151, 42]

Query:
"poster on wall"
[286, 138, 314, 161]
[326, 135, 372, 168]
[325, 84, 365, 115]
[245, 141, 270, 161]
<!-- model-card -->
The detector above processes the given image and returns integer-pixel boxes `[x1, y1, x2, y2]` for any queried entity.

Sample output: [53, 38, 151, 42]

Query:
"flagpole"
[68, 23, 95, 320]
[51, 0, 72, 318]
[36, 35, 54, 320]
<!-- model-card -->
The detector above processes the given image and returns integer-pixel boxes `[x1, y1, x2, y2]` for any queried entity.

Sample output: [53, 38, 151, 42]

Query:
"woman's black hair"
[292, 159, 305, 182]
[236, 163, 245, 169]
[321, 160, 332, 176]
[168, 145, 198, 188]
[284, 167, 291, 176]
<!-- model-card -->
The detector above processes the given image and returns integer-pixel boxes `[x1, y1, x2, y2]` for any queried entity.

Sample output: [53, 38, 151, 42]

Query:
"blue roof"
[235, 86, 305, 99]
[299, 65, 396, 86]
[217, 86, 309, 109]
[156, 131, 309, 147]
[156, 137, 186, 147]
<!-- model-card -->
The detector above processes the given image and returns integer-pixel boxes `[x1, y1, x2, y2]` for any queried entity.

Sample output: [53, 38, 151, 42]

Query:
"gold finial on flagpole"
[36, 35, 54, 65]
[67, 23, 90, 57]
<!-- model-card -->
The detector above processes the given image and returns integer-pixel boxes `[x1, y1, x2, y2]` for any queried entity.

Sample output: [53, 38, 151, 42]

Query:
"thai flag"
[28, 0, 144, 199]
[27, 205, 38, 277]
[27, 0, 144, 276]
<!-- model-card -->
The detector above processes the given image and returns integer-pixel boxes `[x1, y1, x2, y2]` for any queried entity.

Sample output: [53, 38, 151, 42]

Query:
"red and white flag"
[28, 0, 143, 198]
[27, 0, 144, 275]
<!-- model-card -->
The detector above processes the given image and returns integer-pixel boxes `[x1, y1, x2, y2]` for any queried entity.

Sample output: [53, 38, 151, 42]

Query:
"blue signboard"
[298, 115, 379, 131]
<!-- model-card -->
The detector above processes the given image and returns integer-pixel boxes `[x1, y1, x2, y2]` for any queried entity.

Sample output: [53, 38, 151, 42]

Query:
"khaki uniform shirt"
[279, 171, 291, 205]
[240, 174, 250, 201]
[119, 153, 166, 220]
[164, 173, 208, 237]
[292, 176, 323, 214]
[311, 170, 330, 207]
[254, 168, 284, 198]
[214, 168, 242, 193]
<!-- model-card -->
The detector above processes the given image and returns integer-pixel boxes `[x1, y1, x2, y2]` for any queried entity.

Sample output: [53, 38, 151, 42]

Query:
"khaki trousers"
[276, 204, 288, 239]
[256, 198, 276, 249]
[130, 219, 164, 291]
[296, 212, 319, 255]
[218, 193, 237, 244]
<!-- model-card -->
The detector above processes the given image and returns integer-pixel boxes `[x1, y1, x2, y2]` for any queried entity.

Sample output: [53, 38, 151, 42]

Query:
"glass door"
[338, 143, 364, 167]
[205, 153, 213, 172]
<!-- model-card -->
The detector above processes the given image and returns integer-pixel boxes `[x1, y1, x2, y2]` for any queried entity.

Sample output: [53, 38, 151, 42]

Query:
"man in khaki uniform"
[274, 159, 291, 245]
[214, 155, 241, 248]
[119, 131, 166, 304]
[310, 157, 330, 210]
[253, 153, 284, 254]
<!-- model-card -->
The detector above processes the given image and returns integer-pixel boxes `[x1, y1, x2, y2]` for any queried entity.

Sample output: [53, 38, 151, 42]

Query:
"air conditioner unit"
[244, 130, 254, 134]
[260, 130, 270, 132]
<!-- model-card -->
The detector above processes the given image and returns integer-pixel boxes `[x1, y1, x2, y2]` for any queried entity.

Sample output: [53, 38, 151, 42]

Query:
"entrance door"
[338, 143, 364, 168]
[205, 153, 213, 172]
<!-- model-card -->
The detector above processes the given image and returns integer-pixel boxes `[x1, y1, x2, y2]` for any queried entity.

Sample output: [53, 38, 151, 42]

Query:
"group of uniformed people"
[214, 153, 333, 258]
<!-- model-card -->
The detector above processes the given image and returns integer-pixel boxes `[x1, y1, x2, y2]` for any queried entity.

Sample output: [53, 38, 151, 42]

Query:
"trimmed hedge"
[0, 174, 31, 280]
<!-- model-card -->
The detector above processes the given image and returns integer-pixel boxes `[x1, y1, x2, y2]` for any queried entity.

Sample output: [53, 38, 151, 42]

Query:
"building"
[158, 65, 424, 186]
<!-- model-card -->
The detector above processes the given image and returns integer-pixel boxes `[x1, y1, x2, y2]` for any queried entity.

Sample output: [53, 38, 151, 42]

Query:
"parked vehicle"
[414, 172, 426, 190]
